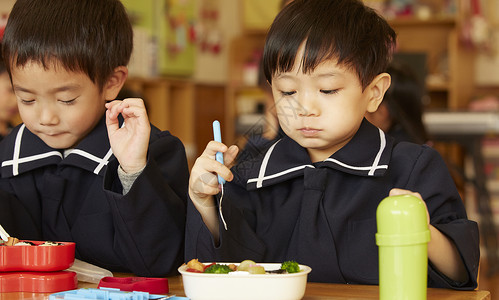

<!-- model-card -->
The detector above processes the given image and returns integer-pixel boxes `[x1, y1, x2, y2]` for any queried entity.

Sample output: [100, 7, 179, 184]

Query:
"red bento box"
[0, 240, 75, 272]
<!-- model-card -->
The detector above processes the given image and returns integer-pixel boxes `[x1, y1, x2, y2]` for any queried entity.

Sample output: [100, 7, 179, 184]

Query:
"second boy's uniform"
[0, 116, 188, 277]
[186, 119, 479, 289]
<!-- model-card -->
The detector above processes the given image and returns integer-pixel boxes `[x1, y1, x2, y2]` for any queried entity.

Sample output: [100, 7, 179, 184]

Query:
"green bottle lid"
[376, 194, 430, 246]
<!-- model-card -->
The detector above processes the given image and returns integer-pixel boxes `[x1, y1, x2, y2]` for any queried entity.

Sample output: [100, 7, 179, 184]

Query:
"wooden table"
[0, 275, 491, 299]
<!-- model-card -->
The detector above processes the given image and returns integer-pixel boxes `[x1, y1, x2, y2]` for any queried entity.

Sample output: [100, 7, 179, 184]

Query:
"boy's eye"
[280, 90, 296, 96]
[20, 99, 35, 104]
[58, 98, 77, 104]
[320, 89, 339, 95]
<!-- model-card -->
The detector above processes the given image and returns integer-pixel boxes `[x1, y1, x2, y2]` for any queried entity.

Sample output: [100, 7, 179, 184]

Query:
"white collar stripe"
[67, 148, 112, 175]
[68, 149, 108, 164]
[2, 151, 63, 167]
[323, 157, 388, 171]
[248, 164, 315, 185]
[94, 148, 113, 175]
[255, 140, 280, 188]
[248, 127, 389, 187]
[368, 129, 386, 176]
[11, 124, 25, 176]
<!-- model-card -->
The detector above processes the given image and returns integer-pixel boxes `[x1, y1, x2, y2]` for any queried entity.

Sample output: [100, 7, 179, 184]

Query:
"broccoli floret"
[280, 260, 300, 273]
[204, 264, 233, 274]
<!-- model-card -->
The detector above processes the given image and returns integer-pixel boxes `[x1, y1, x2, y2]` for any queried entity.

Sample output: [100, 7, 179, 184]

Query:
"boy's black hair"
[1, 0, 133, 91]
[263, 0, 396, 90]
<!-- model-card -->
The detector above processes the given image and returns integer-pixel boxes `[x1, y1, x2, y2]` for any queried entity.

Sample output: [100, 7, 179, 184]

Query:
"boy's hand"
[189, 141, 239, 205]
[390, 189, 468, 282]
[105, 98, 151, 174]
[389, 188, 429, 224]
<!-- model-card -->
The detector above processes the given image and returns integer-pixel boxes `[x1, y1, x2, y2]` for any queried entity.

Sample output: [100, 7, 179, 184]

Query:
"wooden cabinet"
[123, 78, 229, 167]
[389, 17, 475, 110]
[225, 33, 267, 147]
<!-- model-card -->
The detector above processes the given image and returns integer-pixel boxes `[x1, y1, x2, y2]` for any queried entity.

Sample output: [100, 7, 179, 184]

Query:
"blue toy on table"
[49, 288, 189, 300]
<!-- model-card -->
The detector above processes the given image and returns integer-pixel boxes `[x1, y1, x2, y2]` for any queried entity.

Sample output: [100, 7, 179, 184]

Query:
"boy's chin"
[38, 134, 78, 150]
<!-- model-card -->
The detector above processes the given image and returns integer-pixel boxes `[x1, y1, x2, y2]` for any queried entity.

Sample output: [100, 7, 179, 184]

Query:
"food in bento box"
[5, 237, 19, 246]
[184, 259, 301, 275]
[14, 241, 36, 246]
[179, 260, 312, 300]
[40, 241, 63, 246]
[0, 237, 63, 246]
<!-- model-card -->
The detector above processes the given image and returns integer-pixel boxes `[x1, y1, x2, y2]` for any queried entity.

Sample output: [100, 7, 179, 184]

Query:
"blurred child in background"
[365, 62, 429, 144]
[0, 45, 18, 140]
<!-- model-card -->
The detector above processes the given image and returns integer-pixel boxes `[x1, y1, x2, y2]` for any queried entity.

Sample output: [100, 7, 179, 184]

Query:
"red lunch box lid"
[0, 271, 77, 293]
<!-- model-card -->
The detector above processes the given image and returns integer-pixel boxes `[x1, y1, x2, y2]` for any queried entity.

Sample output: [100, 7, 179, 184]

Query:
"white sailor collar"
[0, 116, 114, 178]
[243, 119, 394, 190]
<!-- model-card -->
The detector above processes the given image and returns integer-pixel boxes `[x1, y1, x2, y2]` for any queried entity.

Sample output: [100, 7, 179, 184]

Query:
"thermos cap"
[376, 195, 430, 246]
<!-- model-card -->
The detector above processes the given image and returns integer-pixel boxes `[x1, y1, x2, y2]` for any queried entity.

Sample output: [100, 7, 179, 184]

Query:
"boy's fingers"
[191, 175, 220, 196]
[193, 153, 233, 185]
[190, 157, 221, 196]
[122, 98, 147, 110]
[389, 188, 429, 223]
[105, 109, 119, 128]
[389, 188, 422, 199]
[224, 145, 240, 165]
[206, 155, 233, 182]
[106, 101, 127, 119]
[201, 141, 228, 158]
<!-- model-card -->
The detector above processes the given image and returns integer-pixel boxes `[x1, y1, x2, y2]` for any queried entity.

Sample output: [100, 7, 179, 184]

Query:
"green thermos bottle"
[376, 194, 431, 300]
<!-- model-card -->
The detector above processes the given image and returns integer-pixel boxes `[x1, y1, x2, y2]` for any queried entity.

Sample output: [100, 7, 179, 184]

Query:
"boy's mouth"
[40, 131, 65, 138]
[299, 127, 320, 137]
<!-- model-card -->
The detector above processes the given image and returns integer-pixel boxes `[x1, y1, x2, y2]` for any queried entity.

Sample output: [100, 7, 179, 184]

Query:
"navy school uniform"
[186, 119, 479, 289]
[0, 116, 188, 277]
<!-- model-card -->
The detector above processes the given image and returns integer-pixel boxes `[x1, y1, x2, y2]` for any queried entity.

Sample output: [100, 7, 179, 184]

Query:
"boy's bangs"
[301, 36, 344, 74]
[6, 46, 96, 87]
[9, 48, 86, 75]
[267, 31, 348, 82]
[2, 18, 96, 84]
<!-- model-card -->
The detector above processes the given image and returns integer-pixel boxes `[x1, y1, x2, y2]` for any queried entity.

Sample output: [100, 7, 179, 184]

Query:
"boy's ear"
[103, 66, 128, 100]
[366, 72, 391, 113]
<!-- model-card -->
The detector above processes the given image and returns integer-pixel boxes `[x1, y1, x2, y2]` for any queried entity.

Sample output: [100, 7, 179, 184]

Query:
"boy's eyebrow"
[274, 71, 343, 80]
[13, 84, 81, 94]
[274, 73, 294, 80]
[314, 72, 343, 78]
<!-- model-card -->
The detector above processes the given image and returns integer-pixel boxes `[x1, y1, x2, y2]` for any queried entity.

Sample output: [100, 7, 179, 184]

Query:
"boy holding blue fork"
[186, 0, 479, 289]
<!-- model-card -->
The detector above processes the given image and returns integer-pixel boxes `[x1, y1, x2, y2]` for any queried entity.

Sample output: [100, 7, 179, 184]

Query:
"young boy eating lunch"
[186, 0, 479, 289]
[0, 0, 188, 276]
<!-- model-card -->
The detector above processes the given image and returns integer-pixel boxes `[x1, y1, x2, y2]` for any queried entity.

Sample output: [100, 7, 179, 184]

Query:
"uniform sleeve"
[0, 185, 42, 240]
[399, 144, 480, 290]
[103, 130, 189, 277]
[185, 174, 267, 263]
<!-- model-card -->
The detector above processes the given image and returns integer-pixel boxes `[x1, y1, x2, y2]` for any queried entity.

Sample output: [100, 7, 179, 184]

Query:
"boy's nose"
[297, 93, 320, 117]
[39, 107, 59, 125]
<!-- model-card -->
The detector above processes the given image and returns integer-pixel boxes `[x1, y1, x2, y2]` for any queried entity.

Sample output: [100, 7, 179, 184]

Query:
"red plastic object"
[0, 271, 77, 293]
[0, 240, 75, 272]
[98, 276, 169, 294]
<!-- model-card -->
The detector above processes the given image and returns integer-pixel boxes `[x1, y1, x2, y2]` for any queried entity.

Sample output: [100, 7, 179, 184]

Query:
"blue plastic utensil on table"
[49, 288, 188, 300]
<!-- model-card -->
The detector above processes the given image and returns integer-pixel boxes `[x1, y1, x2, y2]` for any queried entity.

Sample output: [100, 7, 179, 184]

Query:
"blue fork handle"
[213, 120, 225, 184]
